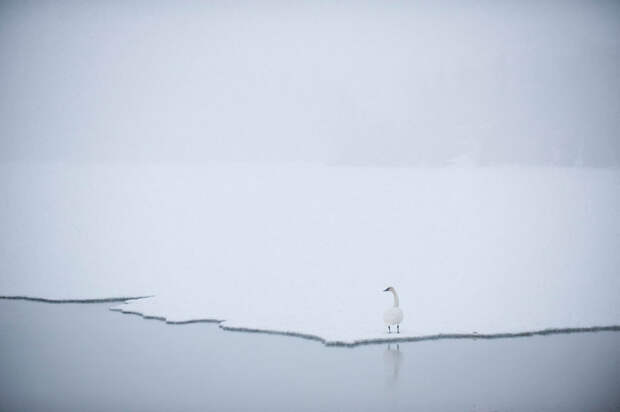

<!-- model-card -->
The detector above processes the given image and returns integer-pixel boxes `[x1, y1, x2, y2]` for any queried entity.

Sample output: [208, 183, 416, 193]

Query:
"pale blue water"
[1, 300, 619, 412]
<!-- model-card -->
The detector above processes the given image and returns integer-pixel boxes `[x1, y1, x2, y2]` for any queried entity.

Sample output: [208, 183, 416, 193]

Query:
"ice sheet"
[1, 163, 619, 344]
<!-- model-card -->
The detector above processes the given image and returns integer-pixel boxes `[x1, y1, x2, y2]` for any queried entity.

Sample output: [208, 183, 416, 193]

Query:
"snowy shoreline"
[2, 295, 619, 347]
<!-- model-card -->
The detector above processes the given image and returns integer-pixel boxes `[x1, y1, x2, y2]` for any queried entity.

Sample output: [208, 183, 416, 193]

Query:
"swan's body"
[383, 286, 403, 333]
[383, 307, 404, 326]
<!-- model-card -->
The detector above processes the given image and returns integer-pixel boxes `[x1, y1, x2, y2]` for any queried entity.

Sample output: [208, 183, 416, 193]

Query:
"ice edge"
[108, 300, 620, 347]
[4, 296, 618, 347]
[0, 295, 152, 303]
[219, 324, 620, 347]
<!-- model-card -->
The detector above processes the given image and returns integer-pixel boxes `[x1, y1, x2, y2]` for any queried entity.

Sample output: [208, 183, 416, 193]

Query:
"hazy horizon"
[1, 0, 619, 166]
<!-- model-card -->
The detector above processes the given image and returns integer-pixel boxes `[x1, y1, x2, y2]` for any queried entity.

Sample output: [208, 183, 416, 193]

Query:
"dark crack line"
[4, 295, 619, 347]
[0, 295, 152, 304]
[109, 303, 620, 347]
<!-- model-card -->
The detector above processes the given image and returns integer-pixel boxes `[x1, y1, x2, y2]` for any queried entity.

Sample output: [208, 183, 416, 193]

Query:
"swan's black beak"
[383, 287, 389, 292]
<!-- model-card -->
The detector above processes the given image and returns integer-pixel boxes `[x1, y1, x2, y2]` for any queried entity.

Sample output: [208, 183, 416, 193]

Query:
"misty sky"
[1, 0, 619, 166]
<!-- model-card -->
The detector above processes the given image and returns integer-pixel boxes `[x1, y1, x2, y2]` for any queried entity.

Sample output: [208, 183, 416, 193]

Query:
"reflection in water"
[383, 344, 403, 386]
[1, 301, 619, 412]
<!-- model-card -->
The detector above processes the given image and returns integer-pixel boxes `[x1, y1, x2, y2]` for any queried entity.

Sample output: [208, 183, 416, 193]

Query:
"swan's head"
[383, 286, 394, 292]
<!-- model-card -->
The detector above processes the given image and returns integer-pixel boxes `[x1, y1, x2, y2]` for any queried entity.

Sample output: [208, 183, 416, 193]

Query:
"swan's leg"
[397, 324, 400, 334]
[388, 325, 391, 334]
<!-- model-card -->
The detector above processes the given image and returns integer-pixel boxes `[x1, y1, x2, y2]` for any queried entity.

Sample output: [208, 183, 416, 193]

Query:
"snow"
[1, 163, 619, 344]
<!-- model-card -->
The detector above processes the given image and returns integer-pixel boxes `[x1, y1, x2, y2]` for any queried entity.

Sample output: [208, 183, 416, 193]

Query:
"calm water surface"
[1, 300, 619, 412]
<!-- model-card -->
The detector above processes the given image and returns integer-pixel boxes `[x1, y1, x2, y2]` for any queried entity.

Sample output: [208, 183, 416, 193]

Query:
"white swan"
[383, 286, 404, 334]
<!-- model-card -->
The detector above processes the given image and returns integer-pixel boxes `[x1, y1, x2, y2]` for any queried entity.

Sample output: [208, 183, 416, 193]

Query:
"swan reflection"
[383, 344, 403, 385]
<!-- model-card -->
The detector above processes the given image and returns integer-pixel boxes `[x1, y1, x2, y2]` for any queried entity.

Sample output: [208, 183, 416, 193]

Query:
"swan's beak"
[383, 287, 389, 292]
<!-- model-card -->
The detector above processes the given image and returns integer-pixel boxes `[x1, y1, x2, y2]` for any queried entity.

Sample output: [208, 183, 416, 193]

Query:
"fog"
[1, 0, 619, 166]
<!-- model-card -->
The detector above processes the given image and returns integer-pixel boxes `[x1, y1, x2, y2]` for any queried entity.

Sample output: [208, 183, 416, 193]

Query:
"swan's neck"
[390, 290, 399, 307]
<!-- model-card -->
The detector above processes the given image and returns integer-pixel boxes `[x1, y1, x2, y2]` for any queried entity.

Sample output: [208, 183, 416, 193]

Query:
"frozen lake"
[1, 300, 619, 411]
[3, 164, 620, 343]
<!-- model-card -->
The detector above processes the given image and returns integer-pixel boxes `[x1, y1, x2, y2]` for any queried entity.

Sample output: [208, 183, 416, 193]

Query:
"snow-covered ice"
[1, 163, 619, 344]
